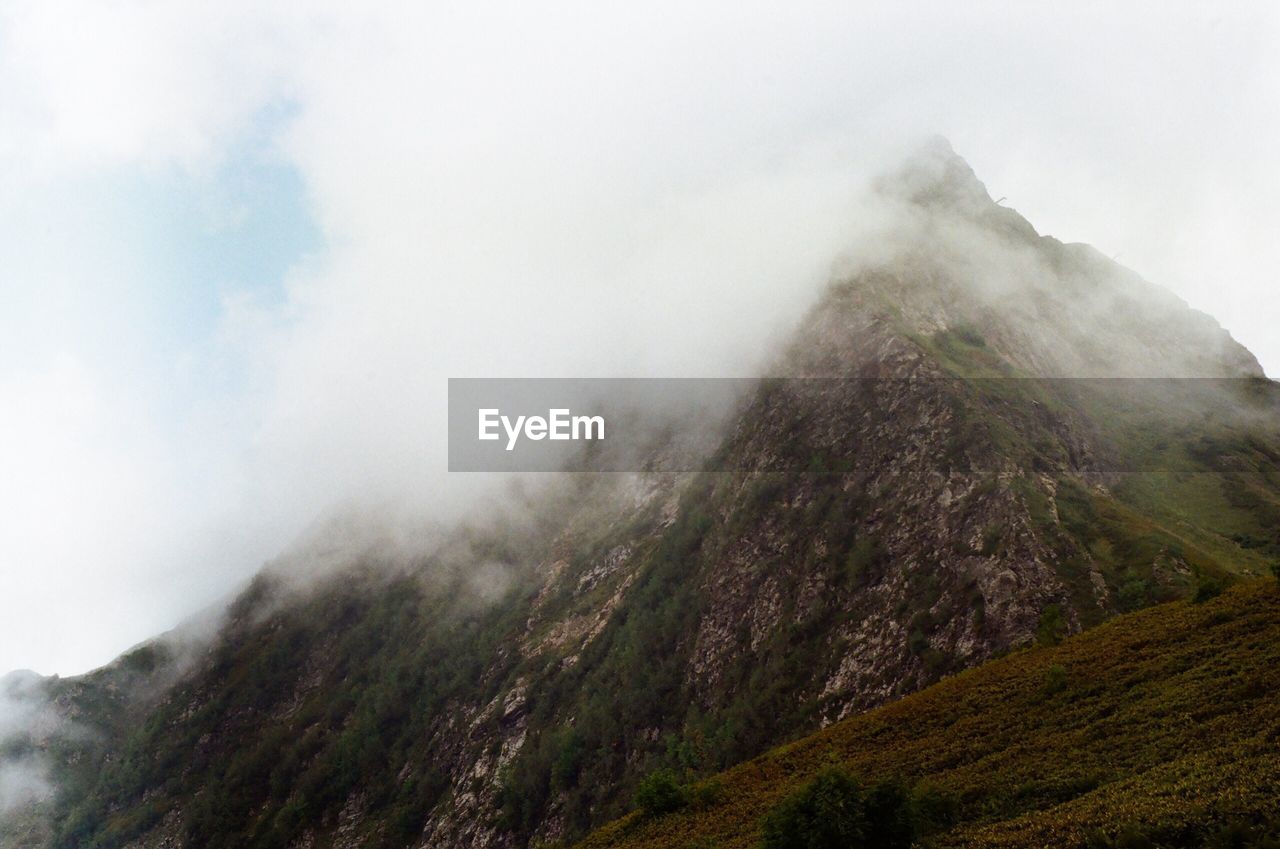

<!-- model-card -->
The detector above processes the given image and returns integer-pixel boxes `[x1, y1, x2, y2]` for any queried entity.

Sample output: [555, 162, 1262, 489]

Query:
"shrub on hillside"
[634, 769, 687, 818]
[688, 777, 724, 811]
[759, 768, 917, 849]
[1042, 664, 1068, 697]
[1206, 818, 1280, 849]
[1036, 605, 1067, 647]
[1193, 573, 1225, 604]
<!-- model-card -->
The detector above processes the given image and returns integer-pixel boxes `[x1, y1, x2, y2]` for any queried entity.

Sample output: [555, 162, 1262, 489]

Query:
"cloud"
[0, 0, 304, 173]
[1, 1, 1279, 676]
[0, 673, 57, 815]
[0, 758, 51, 814]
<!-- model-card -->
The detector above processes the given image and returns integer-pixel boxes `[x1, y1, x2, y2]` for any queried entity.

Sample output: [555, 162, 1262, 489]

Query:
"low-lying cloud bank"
[0, 673, 58, 816]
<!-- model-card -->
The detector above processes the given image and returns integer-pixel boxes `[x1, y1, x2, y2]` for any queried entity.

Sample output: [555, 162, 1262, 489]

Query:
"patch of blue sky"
[0, 106, 322, 447]
[124, 137, 324, 437]
[119, 139, 322, 354]
[2, 106, 321, 359]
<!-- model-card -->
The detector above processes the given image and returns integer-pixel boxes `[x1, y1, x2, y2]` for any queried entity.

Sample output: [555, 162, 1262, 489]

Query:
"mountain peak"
[877, 136, 997, 212]
[834, 139, 1264, 379]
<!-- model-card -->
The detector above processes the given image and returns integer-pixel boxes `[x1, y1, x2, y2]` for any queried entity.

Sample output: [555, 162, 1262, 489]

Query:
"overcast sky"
[1, 1, 1277, 676]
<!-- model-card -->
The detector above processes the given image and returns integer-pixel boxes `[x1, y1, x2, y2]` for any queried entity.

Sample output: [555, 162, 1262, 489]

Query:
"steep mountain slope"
[575, 579, 1280, 849]
[0, 638, 197, 849]
[4, 142, 1279, 849]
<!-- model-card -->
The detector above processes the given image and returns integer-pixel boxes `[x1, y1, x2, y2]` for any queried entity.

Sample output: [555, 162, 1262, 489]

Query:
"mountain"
[575, 579, 1280, 849]
[0, 640, 192, 849]
[3, 141, 1279, 849]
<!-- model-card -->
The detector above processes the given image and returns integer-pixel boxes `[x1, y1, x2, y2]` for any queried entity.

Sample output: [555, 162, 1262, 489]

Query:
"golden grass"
[576, 581, 1280, 849]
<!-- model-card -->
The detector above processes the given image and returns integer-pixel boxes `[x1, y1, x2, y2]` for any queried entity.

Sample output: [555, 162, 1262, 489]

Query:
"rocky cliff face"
[6, 142, 1279, 849]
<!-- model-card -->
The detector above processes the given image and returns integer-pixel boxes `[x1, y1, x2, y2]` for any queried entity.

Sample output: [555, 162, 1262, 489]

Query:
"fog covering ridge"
[1, 140, 1277, 847]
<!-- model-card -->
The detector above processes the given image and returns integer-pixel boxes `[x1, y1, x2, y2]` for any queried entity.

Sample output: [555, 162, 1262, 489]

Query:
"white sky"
[1, 1, 1277, 675]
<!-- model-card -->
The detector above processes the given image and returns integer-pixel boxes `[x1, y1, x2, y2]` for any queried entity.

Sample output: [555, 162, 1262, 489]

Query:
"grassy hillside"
[577, 579, 1280, 849]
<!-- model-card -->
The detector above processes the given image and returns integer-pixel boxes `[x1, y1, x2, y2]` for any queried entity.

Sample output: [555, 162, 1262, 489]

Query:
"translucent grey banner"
[447, 377, 1280, 473]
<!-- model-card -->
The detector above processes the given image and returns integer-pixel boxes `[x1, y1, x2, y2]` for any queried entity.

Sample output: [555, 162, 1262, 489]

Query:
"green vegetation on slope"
[576, 580, 1280, 849]
[52, 568, 536, 849]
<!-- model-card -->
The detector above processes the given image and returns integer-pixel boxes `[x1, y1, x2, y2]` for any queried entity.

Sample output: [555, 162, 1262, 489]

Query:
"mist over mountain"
[2, 144, 1278, 849]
